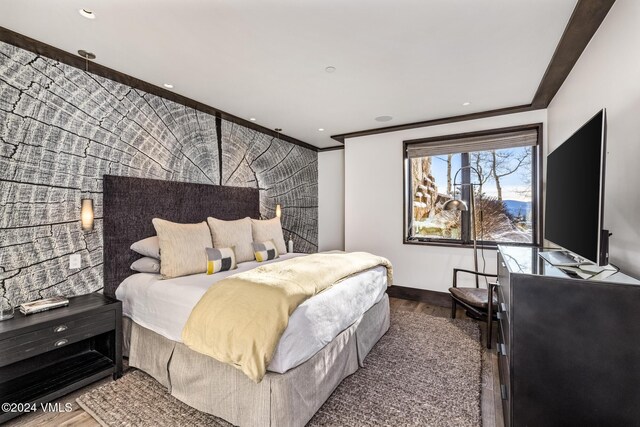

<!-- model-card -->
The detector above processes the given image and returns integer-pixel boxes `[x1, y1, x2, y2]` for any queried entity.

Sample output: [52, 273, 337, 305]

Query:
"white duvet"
[116, 253, 388, 374]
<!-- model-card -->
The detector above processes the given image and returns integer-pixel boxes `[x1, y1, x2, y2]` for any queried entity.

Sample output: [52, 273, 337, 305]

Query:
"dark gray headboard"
[103, 175, 260, 298]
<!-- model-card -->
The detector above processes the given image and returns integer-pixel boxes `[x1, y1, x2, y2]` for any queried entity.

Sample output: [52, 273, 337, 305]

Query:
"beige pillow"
[130, 256, 161, 273]
[207, 217, 254, 263]
[251, 217, 287, 255]
[152, 219, 212, 278]
[130, 236, 160, 259]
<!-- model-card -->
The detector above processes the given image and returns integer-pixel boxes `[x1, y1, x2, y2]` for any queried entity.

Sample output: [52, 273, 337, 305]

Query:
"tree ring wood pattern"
[0, 42, 317, 305]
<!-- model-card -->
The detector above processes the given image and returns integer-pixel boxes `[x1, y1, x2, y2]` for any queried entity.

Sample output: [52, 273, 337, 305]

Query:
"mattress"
[115, 253, 388, 373]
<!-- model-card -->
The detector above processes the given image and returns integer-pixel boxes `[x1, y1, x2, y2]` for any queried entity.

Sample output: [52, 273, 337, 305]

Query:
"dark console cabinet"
[0, 293, 122, 423]
[496, 245, 640, 427]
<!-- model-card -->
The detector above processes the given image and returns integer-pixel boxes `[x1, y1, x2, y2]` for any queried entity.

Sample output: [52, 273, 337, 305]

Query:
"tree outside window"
[406, 128, 539, 246]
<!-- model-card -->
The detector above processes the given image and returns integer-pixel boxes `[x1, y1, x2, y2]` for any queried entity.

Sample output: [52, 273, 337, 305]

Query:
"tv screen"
[545, 109, 607, 265]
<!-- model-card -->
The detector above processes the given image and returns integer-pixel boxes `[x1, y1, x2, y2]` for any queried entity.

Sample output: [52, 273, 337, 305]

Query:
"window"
[403, 125, 541, 246]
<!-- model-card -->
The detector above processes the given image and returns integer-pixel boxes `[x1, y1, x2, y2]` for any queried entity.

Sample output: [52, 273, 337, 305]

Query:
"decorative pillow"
[130, 236, 160, 259]
[252, 240, 280, 262]
[207, 217, 254, 263]
[206, 247, 237, 274]
[251, 217, 287, 255]
[152, 219, 213, 279]
[130, 257, 161, 273]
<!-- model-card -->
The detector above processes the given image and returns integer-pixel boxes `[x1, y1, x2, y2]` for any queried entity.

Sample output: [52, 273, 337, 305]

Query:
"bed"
[103, 175, 391, 427]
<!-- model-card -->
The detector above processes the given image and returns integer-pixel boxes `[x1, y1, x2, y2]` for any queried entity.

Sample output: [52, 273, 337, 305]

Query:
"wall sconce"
[275, 204, 282, 219]
[81, 198, 94, 231]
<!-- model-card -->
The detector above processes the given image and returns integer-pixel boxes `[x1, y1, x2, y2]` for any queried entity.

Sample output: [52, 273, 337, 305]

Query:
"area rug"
[77, 311, 482, 426]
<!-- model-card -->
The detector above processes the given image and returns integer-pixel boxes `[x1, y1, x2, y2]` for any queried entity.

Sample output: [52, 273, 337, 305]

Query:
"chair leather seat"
[449, 287, 498, 311]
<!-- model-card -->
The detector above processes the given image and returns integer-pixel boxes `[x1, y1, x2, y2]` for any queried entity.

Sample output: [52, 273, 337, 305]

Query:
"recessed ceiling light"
[462, 102, 471, 106]
[163, 83, 174, 89]
[325, 66, 336, 73]
[79, 9, 96, 19]
[249, 117, 256, 121]
[375, 115, 393, 122]
[318, 128, 325, 132]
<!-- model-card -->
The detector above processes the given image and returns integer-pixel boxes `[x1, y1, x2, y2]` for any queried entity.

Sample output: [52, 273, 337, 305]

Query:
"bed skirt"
[122, 293, 390, 427]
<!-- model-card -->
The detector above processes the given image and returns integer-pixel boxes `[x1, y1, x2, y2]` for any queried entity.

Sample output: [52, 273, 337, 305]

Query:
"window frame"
[402, 123, 543, 248]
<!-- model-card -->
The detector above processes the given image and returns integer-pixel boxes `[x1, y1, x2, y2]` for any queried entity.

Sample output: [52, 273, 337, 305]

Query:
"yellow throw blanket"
[181, 251, 393, 382]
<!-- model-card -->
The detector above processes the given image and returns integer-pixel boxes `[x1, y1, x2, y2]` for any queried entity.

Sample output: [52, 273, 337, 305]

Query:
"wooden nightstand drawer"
[0, 294, 122, 424]
[497, 252, 510, 305]
[498, 314, 510, 356]
[0, 310, 115, 367]
[497, 288, 510, 344]
[498, 351, 511, 427]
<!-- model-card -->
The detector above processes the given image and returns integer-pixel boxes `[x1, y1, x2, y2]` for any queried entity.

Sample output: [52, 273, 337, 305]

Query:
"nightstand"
[0, 293, 122, 423]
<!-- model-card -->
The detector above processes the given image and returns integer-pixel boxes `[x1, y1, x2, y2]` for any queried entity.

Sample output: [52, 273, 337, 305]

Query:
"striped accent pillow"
[206, 247, 237, 275]
[252, 240, 279, 262]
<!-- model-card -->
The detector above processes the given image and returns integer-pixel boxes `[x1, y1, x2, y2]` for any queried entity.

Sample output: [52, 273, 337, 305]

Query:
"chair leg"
[486, 318, 492, 349]
[451, 299, 456, 319]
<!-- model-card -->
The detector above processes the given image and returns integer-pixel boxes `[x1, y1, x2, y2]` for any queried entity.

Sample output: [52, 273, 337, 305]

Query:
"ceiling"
[1, 0, 577, 148]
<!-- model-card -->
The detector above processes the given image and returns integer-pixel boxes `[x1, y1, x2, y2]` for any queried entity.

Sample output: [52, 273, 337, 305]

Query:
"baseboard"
[386, 286, 451, 308]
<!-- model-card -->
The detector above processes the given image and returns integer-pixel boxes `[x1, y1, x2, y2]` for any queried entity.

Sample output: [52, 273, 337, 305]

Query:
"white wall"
[345, 110, 547, 292]
[547, 0, 640, 278]
[318, 149, 345, 251]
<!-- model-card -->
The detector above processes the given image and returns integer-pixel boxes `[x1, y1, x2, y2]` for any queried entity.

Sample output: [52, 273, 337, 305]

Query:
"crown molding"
[0, 26, 318, 152]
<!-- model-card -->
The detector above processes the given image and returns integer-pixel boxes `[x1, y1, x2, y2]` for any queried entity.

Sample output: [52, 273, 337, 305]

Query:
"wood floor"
[8, 297, 503, 427]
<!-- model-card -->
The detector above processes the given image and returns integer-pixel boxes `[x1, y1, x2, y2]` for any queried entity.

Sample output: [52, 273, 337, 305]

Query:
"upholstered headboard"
[102, 175, 260, 298]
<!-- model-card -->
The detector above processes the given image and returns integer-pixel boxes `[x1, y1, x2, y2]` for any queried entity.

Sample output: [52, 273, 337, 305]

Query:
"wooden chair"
[449, 268, 498, 349]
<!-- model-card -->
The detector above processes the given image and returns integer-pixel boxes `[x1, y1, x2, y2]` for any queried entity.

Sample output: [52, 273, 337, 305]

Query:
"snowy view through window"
[410, 147, 534, 243]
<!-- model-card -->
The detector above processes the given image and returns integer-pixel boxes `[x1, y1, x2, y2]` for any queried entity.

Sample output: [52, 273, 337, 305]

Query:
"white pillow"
[251, 217, 286, 255]
[130, 236, 160, 259]
[130, 257, 161, 273]
[207, 217, 254, 263]
[152, 219, 213, 278]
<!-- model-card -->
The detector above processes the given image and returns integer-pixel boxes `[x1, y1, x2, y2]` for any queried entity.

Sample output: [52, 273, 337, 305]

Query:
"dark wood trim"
[387, 286, 452, 308]
[331, 104, 535, 143]
[318, 145, 345, 152]
[0, 26, 318, 152]
[533, 123, 544, 248]
[402, 123, 544, 247]
[403, 138, 412, 248]
[403, 239, 508, 250]
[332, 0, 615, 142]
[531, 0, 616, 108]
[404, 123, 542, 146]
[2, 0, 615, 150]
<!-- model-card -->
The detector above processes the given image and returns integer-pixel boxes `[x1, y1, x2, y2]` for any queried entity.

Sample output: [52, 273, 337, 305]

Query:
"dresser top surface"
[498, 245, 640, 286]
[0, 293, 120, 336]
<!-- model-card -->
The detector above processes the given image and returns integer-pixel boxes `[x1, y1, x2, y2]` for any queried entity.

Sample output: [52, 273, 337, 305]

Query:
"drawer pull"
[501, 384, 508, 400]
[54, 324, 68, 333]
[500, 303, 508, 312]
[54, 339, 69, 347]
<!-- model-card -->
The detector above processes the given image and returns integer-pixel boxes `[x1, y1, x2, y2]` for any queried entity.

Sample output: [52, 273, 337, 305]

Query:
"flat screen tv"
[544, 109, 608, 266]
